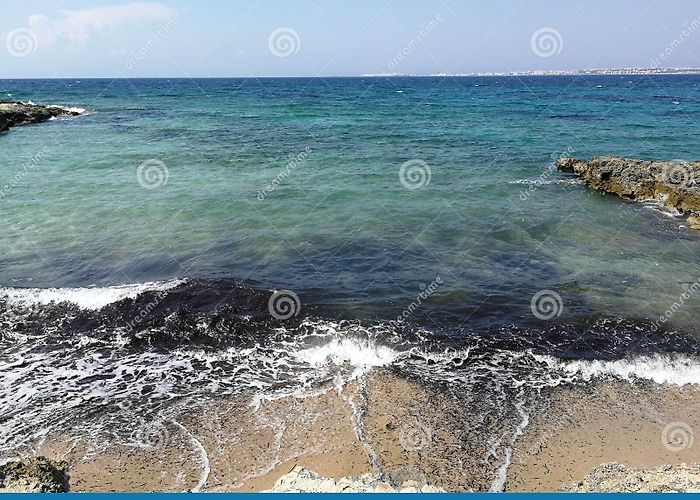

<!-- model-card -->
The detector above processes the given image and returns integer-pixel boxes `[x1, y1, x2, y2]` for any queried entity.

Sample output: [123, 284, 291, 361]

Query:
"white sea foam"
[1, 307, 700, 467]
[509, 178, 583, 186]
[533, 353, 700, 386]
[172, 420, 210, 492]
[490, 399, 529, 492]
[0, 279, 185, 311]
[642, 199, 683, 218]
[46, 105, 90, 115]
[293, 337, 401, 368]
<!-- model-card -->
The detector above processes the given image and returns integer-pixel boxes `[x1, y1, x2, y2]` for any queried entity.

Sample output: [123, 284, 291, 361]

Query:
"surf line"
[172, 420, 211, 492]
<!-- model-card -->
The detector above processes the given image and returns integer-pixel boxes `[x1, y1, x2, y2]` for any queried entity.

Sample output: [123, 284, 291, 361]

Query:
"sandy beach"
[2, 368, 695, 492]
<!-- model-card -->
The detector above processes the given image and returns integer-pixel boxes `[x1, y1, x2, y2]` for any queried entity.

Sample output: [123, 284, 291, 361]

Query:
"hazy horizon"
[3, 0, 700, 79]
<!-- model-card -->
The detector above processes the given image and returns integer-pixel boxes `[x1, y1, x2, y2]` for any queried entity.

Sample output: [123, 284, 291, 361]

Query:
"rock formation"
[266, 466, 445, 493]
[0, 457, 70, 493]
[0, 101, 82, 132]
[557, 156, 700, 229]
[564, 462, 700, 493]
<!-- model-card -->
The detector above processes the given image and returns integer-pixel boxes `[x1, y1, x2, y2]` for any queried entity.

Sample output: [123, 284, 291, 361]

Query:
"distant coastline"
[5, 68, 700, 80]
[362, 67, 700, 77]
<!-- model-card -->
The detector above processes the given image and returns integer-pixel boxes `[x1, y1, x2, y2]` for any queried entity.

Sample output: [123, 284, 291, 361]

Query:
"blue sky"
[2, 0, 700, 77]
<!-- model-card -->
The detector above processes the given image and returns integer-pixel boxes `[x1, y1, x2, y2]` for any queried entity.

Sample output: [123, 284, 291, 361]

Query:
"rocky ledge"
[0, 101, 82, 132]
[0, 457, 70, 493]
[266, 466, 445, 493]
[564, 462, 700, 493]
[557, 156, 700, 229]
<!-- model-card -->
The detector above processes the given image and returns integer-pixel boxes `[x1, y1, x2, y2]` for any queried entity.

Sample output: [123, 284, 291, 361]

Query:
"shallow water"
[1, 76, 700, 487]
[2, 76, 700, 330]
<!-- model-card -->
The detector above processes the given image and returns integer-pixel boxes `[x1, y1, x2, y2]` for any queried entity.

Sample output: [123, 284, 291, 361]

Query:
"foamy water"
[1, 280, 700, 491]
[534, 353, 700, 386]
[47, 104, 90, 115]
[2, 281, 699, 452]
[0, 279, 184, 310]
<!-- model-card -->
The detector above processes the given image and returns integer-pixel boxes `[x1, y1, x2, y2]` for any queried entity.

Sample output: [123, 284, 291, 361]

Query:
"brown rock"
[0, 457, 70, 493]
[557, 156, 700, 227]
[688, 215, 700, 230]
[563, 462, 700, 493]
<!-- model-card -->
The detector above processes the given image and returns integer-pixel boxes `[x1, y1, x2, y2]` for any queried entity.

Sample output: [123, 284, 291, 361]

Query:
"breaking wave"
[0, 278, 699, 463]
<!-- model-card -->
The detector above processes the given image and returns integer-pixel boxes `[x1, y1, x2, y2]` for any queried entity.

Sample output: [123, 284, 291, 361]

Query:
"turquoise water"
[2, 77, 700, 481]
[2, 76, 700, 333]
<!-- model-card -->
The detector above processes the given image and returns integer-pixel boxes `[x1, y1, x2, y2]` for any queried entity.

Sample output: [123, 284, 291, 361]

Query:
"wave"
[509, 177, 583, 186]
[0, 279, 184, 310]
[47, 104, 90, 115]
[293, 336, 402, 368]
[1, 279, 700, 488]
[1, 278, 700, 456]
[533, 352, 700, 386]
[642, 199, 683, 218]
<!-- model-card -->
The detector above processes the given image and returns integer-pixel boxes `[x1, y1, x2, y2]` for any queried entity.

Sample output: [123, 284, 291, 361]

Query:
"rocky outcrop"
[557, 156, 700, 228]
[564, 462, 700, 493]
[0, 457, 70, 493]
[0, 101, 82, 132]
[266, 466, 444, 493]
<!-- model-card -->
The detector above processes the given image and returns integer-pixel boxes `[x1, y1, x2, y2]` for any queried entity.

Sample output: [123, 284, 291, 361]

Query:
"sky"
[2, 0, 700, 78]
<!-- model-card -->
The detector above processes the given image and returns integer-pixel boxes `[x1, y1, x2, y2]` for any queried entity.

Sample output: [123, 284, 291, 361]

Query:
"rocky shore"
[564, 463, 700, 493]
[5, 372, 697, 493]
[266, 466, 445, 493]
[557, 156, 700, 228]
[0, 101, 82, 132]
[0, 457, 69, 493]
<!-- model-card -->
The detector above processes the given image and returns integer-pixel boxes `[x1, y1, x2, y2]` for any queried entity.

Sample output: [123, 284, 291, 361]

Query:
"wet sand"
[13, 370, 700, 492]
[508, 380, 700, 491]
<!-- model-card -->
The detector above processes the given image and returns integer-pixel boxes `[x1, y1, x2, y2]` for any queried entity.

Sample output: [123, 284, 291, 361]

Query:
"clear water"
[2, 76, 699, 332]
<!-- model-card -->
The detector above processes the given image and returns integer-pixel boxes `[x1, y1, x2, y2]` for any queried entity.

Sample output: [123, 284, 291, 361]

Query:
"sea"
[1, 75, 700, 487]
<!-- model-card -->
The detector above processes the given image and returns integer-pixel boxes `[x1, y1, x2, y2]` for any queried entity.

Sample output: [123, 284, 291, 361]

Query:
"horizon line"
[3, 67, 700, 80]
